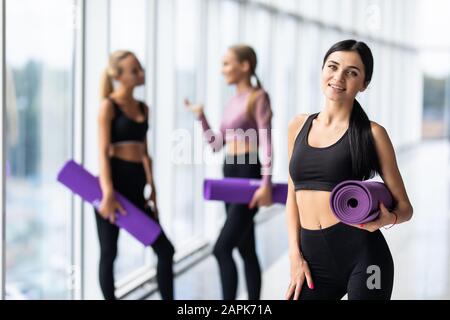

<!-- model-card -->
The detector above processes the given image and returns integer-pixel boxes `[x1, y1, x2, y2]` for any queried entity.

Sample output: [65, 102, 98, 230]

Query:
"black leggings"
[298, 222, 394, 300]
[213, 153, 262, 300]
[94, 157, 175, 300]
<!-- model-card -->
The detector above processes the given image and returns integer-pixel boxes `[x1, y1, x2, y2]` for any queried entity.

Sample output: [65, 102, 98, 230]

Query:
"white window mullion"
[72, 0, 86, 301]
[0, 0, 6, 301]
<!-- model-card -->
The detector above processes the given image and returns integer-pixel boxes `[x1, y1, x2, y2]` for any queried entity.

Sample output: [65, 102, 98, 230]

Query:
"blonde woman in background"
[96, 50, 175, 300]
[185, 45, 273, 300]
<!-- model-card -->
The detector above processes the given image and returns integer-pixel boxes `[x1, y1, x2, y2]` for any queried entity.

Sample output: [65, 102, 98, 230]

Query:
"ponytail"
[228, 44, 264, 121]
[99, 50, 133, 100]
[100, 68, 114, 100]
[348, 99, 381, 179]
[254, 73, 262, 89]
[246, 73, 264, 120]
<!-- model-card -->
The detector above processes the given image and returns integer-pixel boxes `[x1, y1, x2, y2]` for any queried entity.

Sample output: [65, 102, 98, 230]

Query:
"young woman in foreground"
[286, 40, 413, 300]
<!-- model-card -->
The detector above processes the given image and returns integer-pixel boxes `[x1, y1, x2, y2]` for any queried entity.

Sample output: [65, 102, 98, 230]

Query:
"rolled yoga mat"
[57, 160, 161, 246]
[203, 178, 288, 205]
[330, 180, 394, 224]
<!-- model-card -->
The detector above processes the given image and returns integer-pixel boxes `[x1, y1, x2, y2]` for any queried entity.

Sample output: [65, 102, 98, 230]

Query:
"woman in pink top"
[185, 44, 273, 300]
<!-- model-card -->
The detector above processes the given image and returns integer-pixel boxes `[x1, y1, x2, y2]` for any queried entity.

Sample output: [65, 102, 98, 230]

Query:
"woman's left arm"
[359, 122, 413, 232]
[249, 91, 273, 209]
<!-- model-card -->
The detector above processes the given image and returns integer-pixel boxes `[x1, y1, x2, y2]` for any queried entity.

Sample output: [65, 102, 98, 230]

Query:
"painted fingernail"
[309, 284, 314, 290]
[359, 224, 365, 228]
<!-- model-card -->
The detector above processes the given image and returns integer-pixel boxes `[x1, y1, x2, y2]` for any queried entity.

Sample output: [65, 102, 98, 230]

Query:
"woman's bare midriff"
[226, 139, 257, 156]
[109, 143, 145, 162]
[295, 190, 340, 230]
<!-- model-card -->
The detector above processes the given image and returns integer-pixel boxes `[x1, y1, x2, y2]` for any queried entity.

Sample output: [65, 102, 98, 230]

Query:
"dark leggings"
[213, 153, 262, 300]
[298, 222, 394, 300]
[94, 157, 175, 300]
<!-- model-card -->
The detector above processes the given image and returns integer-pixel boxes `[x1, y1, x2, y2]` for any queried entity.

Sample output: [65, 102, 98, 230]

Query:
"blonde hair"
[99, 50, 134, 99]
[228, 44, 263, 120]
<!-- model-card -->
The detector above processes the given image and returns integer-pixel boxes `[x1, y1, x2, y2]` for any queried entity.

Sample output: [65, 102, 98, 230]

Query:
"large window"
[243, 6, 273, 90]
[219, 0, 241, 102]
[5, 0, 75, 299]
[271, 16, 298, 181]
[202, 0, 242, 240]
[297, 23, 322, 114]
[110, 0, 147, 60]
[108, 0, 148, 286]
[0, 0, 424, 300]
[298, 0, 321, 20]
[172, 0, 204, 245]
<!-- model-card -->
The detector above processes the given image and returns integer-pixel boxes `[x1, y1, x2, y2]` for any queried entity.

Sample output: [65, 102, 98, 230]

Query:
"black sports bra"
[109, 98, 149, 144]
[289, 113, 357, 191]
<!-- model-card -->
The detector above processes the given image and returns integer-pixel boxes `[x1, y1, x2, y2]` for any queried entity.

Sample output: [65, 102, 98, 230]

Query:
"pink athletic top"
[197, 89, 273, 186]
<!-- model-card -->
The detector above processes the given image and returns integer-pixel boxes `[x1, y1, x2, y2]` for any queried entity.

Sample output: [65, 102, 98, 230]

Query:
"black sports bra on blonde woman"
[108, 97, 149, 144]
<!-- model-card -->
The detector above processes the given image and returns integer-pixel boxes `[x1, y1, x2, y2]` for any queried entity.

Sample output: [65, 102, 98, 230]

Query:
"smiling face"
[321, 50, 368, 103]
[221, 49, 250, 85]
[116, 54, 145, 88]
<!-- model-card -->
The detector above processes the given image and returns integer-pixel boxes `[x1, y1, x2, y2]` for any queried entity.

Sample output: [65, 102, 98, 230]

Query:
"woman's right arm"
[98, 99, 125, 223]
[285, 114, 314, 300]
[184, 99, 225, 152]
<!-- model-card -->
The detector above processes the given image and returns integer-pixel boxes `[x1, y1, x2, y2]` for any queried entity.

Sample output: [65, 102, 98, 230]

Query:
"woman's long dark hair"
[322, 39, 381, 180]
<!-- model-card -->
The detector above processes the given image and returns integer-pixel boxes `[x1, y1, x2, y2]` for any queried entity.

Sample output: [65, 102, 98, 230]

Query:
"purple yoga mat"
[203, 178, 288, 205]
[57, 160, 161, 246]
[330, 180, 394, 224]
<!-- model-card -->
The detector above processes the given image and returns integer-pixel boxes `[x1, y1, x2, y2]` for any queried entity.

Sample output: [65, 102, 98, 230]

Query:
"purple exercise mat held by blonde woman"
[57, 160, 161, 245]
[203, 178, 288, 204]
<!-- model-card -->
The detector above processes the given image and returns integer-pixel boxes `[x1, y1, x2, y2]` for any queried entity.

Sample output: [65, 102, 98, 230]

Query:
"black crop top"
[289, 113, 357, 191]
[109, 98, 149, 144]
